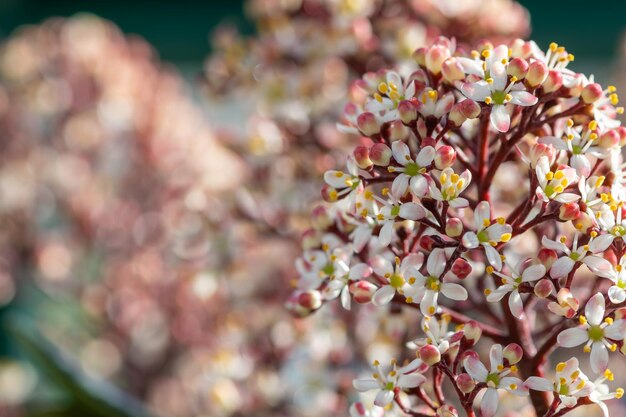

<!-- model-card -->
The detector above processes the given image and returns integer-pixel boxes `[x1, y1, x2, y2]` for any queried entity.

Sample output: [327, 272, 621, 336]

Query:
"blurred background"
[0, 1, 625, 417]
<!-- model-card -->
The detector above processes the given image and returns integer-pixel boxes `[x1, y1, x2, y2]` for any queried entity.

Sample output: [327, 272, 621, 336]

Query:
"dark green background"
[0, 0, 625, 63]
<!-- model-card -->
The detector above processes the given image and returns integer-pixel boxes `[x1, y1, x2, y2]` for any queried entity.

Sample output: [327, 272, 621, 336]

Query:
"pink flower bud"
[349, 281, 377, 304]
[419, 345, 441, 365]
[311, 205, 333, 230]
[572, 212, 594, 234]
[534, 278, 554, 298]
[425, 45, 450, 75]
[370, 143, 392, 166]
[456, 373, 476, 393]
[436, 405, 459, 417]
[615, 307, 626, 320]
[507, 57, 528, 79]
[529, 143, 555, 167]
[538, 248, 558, 269]
[357, 112, 380, 136]
[301, 229, 320, 250]
[398, 100, 418, 124]
[349, 402, 368, 417]
[298, 290, 322, 310]
[462, 321, 482, 345]
[510, 38, 533, 58]
[435, 145, 456, 169]
[559, 202, 580, 221]
[445, 217, 464, 238]
[503, 343, 523, 364]
[581, 83, 604, 104]
[420, 235, 436, 251]
[542, 70, 563, 93]
[449, 99, 481, 127]
[353, 146, 373, 169]
[598, 129, 621, 148]
[441, 58, 464, 82]
[388, 120, 409, 141]
[413, 47, 426, 67]
[617, 126, 626, 146]
[525, 61, 548, 88]
[451, 258, 472, 279]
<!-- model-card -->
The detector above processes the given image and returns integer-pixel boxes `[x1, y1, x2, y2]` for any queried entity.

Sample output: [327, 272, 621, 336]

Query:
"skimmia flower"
[463, 344, 526, 417]
[407, 314, 463, 355]
[557, 293, 626, 373]
[403, 248, 468, 316]
[462, 201, 512, 270]
[388, 142, 435, 198]
[429, 167, 472, 208]
[371, 254, 424, 306]
[603, 256, 626, 304]
[485, 259, 546, 318]
[541, 233, 613, 279]
[525, 358, 593, 409]
[353, 359, 426, 407]
[589, 369, 625, 417]
[535, 157, 580, 203]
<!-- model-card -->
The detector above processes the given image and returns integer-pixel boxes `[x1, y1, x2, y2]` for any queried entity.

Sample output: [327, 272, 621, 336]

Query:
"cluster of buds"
[294, 36, 626, 417]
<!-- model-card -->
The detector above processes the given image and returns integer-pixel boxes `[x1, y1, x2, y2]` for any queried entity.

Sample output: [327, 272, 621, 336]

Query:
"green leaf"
[5, 315, 154, 417]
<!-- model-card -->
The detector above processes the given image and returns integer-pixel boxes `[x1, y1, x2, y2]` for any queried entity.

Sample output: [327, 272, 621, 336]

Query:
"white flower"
[463, 345, 527, 417]
[323, 262, 372, 310]
[388, 141, 435, 198]
[429, 167, 472, 208]
[557, 293, 626, 373]
[525, 358, 593, 409]
[403, 248, 468, 316]
[589, 369, 625, 417]
[295, 239, 349, 290]
[324, 156, 363, 206]
[539, 120, 608, 177]
[541, 233, 613, 279]
[407, 314, 463, 355]
[353, 359, 426, 407]
[368, 192, 426, 247]
[548, 288, 579, 318]
[349, 402, 384, 417]
[458, 45, 537, 132]
[603, 256, 626, 304]
[596, 202, 626, 242]
[534, 156, 580, 203]
[365, 71, 416, 123]
[462, 201, 512, 270]
[371, 253, 424, 306]
[486, 259, 546, 319]
[415, 88, 455, 118]
[530, 41, 577, 87]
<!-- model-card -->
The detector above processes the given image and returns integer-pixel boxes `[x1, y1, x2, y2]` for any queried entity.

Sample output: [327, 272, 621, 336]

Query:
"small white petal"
[525, 377, 554, 392]
[557, 327, 588, 347]
[480, 388, 500, 417]
[353, 378, 380, 392]
[550, 257, 575, 279]
[441, 283, 468, 301]
[490, 105, 510, 133]
[590, 342, 609, 374]
[372, 285, 396, 306]
[585, 293, 605, 326]
[374, 389, 394, 407]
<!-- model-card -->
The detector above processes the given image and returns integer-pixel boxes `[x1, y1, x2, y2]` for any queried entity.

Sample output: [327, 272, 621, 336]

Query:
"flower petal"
[590, 342, 609, 374]
[585, 292, 605, 326]
[480, 388, 500, 417]
[550, 257, 575, 279]
[353, 378, 380, 392]
[557, 327, 588, 348]
[490, 104, 510, 133]
[374, 389, 394, 407]
[525, 376, 553, 392]
[463, 355, 488, 381]
[441, 283, 468, 301]
[372, 285, 396, 306]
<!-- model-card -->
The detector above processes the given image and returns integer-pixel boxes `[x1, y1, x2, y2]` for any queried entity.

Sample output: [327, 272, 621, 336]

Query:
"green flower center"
[544, 184, 555, 197]
[425, 276, 441, 291]
[486, 373, 500, 387]
[570, 252, 580, 261]
[391, 205, 400, 217]
[477, 230, 490, 243]
[385, 381, 395, 390]
[405, 162, 424, 177]
[572, 145, 582, 154]
[588, 325, 605, 342]
[390, 274, 406, 289]
[559, 384, 570, 396]
[612, 225, 626, 237]
[322, 264, 335, 276]
[491, 90, 507, 105]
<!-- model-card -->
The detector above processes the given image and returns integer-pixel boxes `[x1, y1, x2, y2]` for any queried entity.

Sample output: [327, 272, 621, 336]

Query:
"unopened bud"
[510, 38, 533, 59]
[301, 229, 320, 250]
[436, 405, 459, 417]
[357, 112, 380, 136]
[529, 143, 555, 167]
[503, 343, 523, 364]
[419, 345, 441, 365]
[463, 321, 482, 344]
[538, 248, 558, 270]
[526, 61, 548, 88]
[559, 202, 580, 221]
[413, 47, 427, 67]
[311, 205, 333, 230]
[370, 143, 392, 166]
[398, 100, 418, 124]
[419, 235, 436, 251]
[598, 129, 621, 148]
[321, 184, 338, 202]
[451, 258, 472, 279]
[572, 212, 594, 234]
[441, 57, 464, 82]
[353, 146, 373, 169]
[298, 290, 322, 310]
[534, 278, 555, 298]
[435, 145, 456, 169]
[349, 402, 368, 417]
[445, 217, 464, 238]
[425, 45, 450, 75]
[349, 281, 377, 304]
[542, 70, 563, 93]
[507, 57, 529, 79]
[449, 99, 481, 127]
[388, 120, 409, 141]
[456, 373, 476, 393]
[617, 126, 626, 146]
[581, 83, 604, 104]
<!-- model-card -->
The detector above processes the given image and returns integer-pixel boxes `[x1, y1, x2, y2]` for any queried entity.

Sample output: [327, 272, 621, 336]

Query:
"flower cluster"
[294, 36, 626, 417]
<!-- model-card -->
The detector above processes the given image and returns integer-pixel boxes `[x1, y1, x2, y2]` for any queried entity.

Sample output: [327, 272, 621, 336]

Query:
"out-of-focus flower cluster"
[294, 36, 626, 417]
